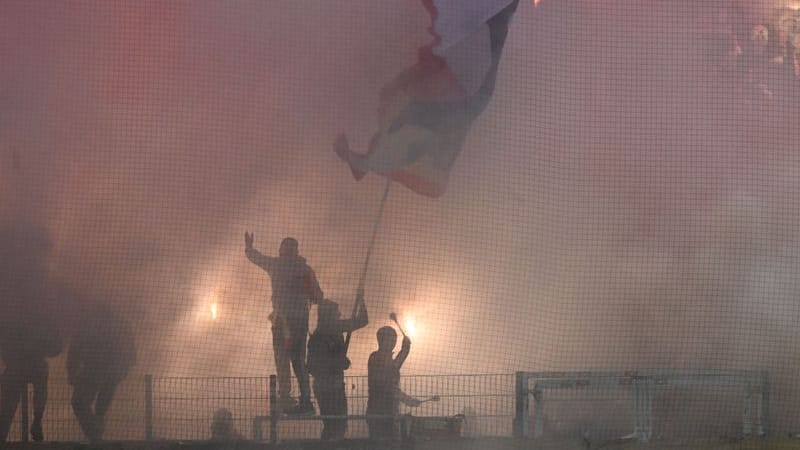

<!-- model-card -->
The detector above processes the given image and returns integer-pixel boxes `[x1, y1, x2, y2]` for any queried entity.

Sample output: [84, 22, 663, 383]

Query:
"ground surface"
[4, 437, 800, 450]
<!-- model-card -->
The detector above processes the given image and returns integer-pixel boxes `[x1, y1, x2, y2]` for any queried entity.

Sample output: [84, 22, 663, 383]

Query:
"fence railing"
[3, 370, 769, 443]
[150, 373, 514, 442]
[3, 377, 145, 442]
[3, 373, 515, 442]
[513, 370, 769, 442]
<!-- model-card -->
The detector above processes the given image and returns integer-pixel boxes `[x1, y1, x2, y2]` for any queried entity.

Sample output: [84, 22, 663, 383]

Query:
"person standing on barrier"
[68, 304, 137, 442]
[244, 233, 323, 415]
[307, 290, 369, 441]
[366, 326, 420, 439]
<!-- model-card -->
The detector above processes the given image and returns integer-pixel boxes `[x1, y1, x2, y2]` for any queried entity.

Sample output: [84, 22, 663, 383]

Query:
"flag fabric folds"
[335, 0, 520, 197]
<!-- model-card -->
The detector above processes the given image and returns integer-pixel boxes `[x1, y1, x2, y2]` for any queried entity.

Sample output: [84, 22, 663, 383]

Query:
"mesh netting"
[1, 0, 799, 445]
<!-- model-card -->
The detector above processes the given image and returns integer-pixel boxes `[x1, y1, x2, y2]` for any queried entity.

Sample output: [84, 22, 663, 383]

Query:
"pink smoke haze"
[2, 0, 800, 434]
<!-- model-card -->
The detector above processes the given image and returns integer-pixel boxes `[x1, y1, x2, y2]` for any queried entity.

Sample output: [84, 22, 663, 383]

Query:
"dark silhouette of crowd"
[244, 233, 425, 441]
[0, 223, 136, 444]
[2, 227, 419, 444]
[702, 5, 800, 102]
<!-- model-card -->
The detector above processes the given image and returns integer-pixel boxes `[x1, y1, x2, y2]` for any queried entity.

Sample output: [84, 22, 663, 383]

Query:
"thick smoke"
[2, 0, 800, 435]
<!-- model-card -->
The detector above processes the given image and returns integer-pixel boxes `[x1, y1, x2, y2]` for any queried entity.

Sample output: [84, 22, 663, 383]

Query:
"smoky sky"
[2, 0, 800, 432]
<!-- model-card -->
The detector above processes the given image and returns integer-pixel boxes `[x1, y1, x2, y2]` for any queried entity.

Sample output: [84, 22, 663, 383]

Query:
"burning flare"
[210, 303, 218, 320]
[404, 316, 418, 338]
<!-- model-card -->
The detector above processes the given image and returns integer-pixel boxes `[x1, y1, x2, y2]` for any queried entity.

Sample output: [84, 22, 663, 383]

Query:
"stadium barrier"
[513, 370, 769, 442]
[3, 370, 767, 442]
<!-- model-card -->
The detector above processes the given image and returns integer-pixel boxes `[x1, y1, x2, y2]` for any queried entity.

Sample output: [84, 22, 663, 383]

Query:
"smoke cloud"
[2, 0, 800, 434]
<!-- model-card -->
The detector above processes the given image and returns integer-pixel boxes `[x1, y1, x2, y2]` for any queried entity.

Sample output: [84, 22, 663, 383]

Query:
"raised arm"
[393, 336, 411, 370]
[352, 289, 369, 330]
[337, 289, 369, 333]
[244, 232, 277, 272]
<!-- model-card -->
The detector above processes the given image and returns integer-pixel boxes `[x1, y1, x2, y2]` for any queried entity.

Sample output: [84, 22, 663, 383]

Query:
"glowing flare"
[210, 303, 218, 320]
[405, 316, 418, 338]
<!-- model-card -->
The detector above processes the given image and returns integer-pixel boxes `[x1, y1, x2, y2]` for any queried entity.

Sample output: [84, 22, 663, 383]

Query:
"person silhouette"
[245, 233, 323, 415]
[307, 291, 368, 440]
[68, 304, 136, 442]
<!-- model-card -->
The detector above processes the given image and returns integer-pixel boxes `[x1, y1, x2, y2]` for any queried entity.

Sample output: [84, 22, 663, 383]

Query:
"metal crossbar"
[149, 373, 514, 442]
[3, 370, 767, 443]
[513, 370, 769, 441]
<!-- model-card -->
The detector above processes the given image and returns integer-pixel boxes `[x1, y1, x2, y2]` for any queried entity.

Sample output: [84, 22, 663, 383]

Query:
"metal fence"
[3, 377, 146, 442]
[151, 373, 514, 441]
[4, 370, 768, 443]
[3, 373, 515, 442]
[513, 370, 769, 442]
[150, 376, 270, 441]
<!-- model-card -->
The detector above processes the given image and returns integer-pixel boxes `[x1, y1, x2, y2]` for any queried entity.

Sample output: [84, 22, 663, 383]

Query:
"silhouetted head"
[279, 237, 299, 258]
[751, 25, 769, 47]
[377, 326, 397, 351]
[211, 408, 237, 440]
[317, 299, 341, 329]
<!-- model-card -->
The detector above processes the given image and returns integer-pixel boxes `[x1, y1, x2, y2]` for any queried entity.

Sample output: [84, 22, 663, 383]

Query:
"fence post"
[532, 384, 544, 438]
[145, 374, 154, 440]
[760, 370, 770, 437]
[742, 379, 753, 436]
[269, 375, 278, 444]
[19, 384, 30, 442]
[253, 417, 262, 441]
[632, 376, 654, 442]
[513, 372, 529, 438]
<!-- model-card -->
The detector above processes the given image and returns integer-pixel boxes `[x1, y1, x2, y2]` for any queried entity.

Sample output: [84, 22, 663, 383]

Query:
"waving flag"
[335, 0, 520, 197]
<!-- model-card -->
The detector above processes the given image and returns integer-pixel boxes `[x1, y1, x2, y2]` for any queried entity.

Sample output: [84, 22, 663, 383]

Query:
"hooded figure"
[307, 292, 368, 440]
[244, 233, 323, 415]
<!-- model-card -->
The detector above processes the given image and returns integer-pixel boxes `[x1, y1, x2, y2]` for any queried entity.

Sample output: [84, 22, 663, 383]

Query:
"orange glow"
[405, 316, 419, 339]
[210, 303, 218, 320]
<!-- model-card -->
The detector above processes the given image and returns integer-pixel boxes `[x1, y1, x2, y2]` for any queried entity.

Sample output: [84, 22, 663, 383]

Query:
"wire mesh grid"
[151, 373, 514, 440]
[151, 376, 269, 441]
[3, 377, 145, 442]
[522, 370, 768, 442]
[3, 0, 800, 446]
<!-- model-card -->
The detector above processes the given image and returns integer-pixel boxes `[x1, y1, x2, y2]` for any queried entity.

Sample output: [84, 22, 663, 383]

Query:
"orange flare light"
[210, 303, 218, 320]
[405, 316, 418, 339]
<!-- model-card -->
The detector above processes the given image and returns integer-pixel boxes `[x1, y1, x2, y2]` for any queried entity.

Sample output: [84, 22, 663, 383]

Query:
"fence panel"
[154, 373, 514, 441]
[3, 376, 145, 442]
[3, 373, 515, 442]
[516, 370, 768, 442]
[151, 376, 269, 441]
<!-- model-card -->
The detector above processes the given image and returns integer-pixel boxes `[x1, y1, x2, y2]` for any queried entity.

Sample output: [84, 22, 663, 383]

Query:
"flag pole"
[345, 177, 392, 352]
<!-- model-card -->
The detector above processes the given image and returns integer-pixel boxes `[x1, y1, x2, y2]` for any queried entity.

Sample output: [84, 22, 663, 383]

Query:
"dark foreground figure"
[307, 291, 368, 440]
[0, 319, 63, 443]
[0, 223, 62, 444]
[68, 304, 136, 442]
